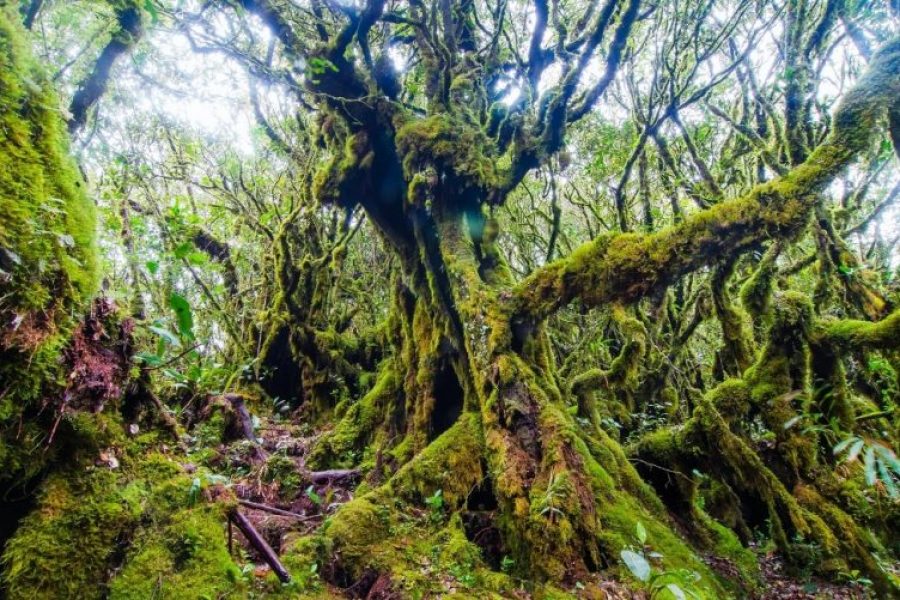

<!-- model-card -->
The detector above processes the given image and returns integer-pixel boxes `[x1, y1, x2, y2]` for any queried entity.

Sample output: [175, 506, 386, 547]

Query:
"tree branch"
[511, 37, 900, 324]
[68, 1, 144, 135]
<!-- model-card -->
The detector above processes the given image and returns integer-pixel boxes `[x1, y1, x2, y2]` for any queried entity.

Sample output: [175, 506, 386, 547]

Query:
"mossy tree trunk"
[295, 29, 900, 590]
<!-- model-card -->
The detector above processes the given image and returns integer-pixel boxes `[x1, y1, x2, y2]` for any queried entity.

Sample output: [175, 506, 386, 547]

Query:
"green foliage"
[424, 488, 444, 522]
[620, 523, 705, 599]
[833, 436, 900, 499]
[4, 0, 900, 598]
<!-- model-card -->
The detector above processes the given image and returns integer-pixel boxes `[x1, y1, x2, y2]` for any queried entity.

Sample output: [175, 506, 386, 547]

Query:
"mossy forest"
[2, 0, 900, 597]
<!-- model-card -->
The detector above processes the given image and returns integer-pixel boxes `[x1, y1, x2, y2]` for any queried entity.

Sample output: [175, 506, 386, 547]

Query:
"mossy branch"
[818, 309, 900, 351]
[511, 37, 900, 324]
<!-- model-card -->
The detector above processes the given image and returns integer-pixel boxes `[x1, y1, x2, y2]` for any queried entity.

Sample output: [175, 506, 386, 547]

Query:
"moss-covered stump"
[0, 4, 98, 481]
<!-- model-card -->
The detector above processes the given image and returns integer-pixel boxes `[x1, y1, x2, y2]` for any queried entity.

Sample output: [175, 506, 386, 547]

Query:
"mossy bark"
[0, 5, 99, 483]
[300, 34, 900, 596]
[308, 179, 731, 594]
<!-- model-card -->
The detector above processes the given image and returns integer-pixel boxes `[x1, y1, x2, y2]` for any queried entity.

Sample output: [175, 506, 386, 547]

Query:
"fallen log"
[238, 499, 315, 520]
[307, 468, 360, 483]
[228, 509, 291, 583]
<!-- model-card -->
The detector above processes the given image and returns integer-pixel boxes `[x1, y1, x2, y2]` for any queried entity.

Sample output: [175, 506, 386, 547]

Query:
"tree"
[2, 0, 900, 597]
[191, 0, 900, 591]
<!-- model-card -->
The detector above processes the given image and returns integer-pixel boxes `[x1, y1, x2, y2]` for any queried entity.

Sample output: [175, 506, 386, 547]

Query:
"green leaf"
[148, 325, 181, 347]
[425, 489, 444, 512]
[874, 445, 900, 476]
[833, 436, 856, 455]
[635, 521, 647, 545]
[173, 242, 193, 259]
[876, 457, 898, 499]
[863, 446, 877, 486]
[665, 583, 687, 600]
[305, 485, 322, 506]
[134, 352, 163, 367]
[782, 415, 803, 430]
[188, 477, 202, 506]
[845, 439, 865, 463]
[169, 293, 194, 340]
[187, 251, 208, 265]
[143, 0, 160, 24]
[620, 550, 651, 582]
[145, 260, 159, 275]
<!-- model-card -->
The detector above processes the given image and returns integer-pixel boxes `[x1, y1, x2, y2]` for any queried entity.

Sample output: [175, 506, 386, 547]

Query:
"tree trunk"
[309, 190, 728, 589]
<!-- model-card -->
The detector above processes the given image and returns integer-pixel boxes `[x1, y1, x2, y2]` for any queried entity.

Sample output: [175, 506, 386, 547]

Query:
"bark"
[67, 2, 143, 135]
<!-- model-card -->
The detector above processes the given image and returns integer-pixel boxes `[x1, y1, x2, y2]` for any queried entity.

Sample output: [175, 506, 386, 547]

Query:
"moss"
[710, 259, 754, 376]
[0, 5, 98, 483]
[263, 453, 303, 496]
[2, 469, 138, 600]
[393, 114, 501, 191]
[283, 497, 521, 598]
[571, 307, 648, 429]
[2, 445, 241, 599]
[740, 242, 782, 331]
[0, 7, 96, 327]
[743, 292, 816, 472]
[383, 412, 484, 507]
[312, 130, 373, 207]
[108, 506, 241, 600]
[323, 496, 391, 571]
[309, 362, 400, 468]
[819, 309, 900, 351]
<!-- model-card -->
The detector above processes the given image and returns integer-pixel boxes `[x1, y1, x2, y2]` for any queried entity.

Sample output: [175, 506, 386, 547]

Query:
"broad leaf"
[148, 325, 180, 347]
[169, 293, 194, 340]
[620, 550, 651, 582]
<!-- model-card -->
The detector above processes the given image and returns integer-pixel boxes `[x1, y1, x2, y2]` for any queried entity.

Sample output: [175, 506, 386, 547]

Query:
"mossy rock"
[1, 469, 140, 600]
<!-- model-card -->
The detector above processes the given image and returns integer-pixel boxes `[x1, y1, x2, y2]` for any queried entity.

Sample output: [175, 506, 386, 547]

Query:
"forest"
[0, 0, 899, 597]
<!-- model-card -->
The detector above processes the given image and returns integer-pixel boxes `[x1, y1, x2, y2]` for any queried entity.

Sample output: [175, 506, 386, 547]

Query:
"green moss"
[820, 309, 900, 351]
[309, 363, 400, 468]
[2, 446, 240, 599]
[383, 412, 484, 507]
[394, 114, 501, 190]
[0, 5, 98, 482]
[312, 130, 373, 206]
[0, 7, 95, 333]
[0, 7, 96, 326]
[324, 497, 391, 566]
[263, 453, 303, 496]
[2, 469, 138, 600]
[743, 292, 816, 472]
[740, 242, 782, 329]
[108, 506, 241, 600]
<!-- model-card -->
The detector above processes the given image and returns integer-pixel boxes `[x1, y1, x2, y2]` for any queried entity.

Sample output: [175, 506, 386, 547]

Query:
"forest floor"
[191, 406, 877, 600]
